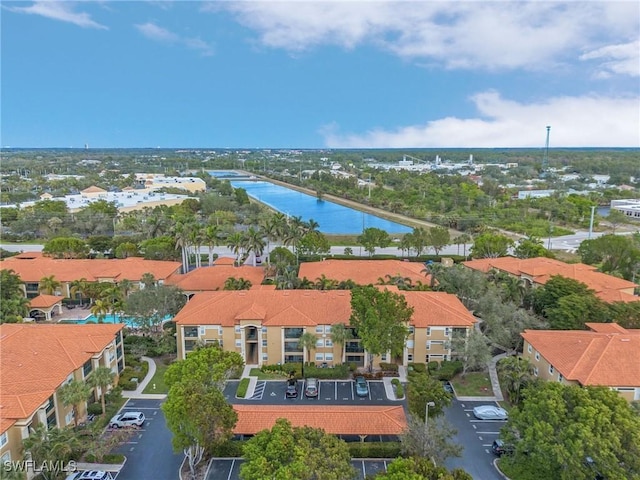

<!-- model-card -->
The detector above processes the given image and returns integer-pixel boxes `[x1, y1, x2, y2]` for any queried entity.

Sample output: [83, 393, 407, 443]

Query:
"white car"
[109, 411, 145, 428]
[472, 405, 508, 420]
[66, 471, 113, 480]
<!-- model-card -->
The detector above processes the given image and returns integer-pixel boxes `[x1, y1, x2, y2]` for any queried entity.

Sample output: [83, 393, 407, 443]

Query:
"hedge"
[379, 363, 399, 373]
[348, 442, 401, 458]
[302, 363, 350, 379]
[84, 453, 125, 464]
[434, 360, 463, 381]
[236, 378, 250, 398]
[87, 403, 103, 416]
[213, 440, 245, 457]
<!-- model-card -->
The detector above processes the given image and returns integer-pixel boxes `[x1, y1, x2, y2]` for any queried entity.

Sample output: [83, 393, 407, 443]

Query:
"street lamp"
[425, 401, 435, 433]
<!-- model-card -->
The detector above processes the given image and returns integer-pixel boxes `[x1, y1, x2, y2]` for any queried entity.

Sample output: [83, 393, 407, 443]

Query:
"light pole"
[368, 173, 372, 199]
[425, 401, 435, 434]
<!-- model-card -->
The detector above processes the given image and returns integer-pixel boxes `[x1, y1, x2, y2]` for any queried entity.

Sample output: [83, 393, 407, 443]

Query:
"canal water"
[209, 172, 411, 235]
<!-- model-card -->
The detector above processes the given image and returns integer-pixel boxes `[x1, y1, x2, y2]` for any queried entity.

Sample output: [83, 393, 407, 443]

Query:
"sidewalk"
[241, 364, 259, 398]
[456, 353, 506, 403]
[122, 356, 166, 400]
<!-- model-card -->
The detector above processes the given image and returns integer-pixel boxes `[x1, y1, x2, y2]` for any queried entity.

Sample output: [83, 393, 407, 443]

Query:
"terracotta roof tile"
[298, 259, 431, 286]
[29, 294, 63, 308]
[233, 404, 406, 435]
[165, 264, 264, 292]
[522, 326, 640, 387]
[1, 256, 181, 283]
[0, 324, 123, 433]
[463, 257, 638, 301]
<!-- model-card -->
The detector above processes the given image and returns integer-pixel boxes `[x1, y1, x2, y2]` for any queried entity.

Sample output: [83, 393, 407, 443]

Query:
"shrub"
[303, 363, 350, 379]
[428, 361, 440, 374]
[408, 363, 427, 374]
[394, 383, 404, 399]
[348, 442, 401, 458]
[236, 378, 250, 398]
[348, 363, 358, 372]
[84, 453, 125, 464]
[360, 372, 383, 380]
[379, 362, 399, 372]
[87, 403, 103, 416]
[213, 440, 245, 457]
[435, 360, 463, 381]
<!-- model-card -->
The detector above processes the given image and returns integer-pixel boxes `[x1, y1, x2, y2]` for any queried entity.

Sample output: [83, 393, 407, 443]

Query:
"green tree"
[164, 344, 244, 391]
[38, 275, 61, 296]
[577, 234, 640, 280]
[503, 382, 640, 480]
[114, 241, 139, 259]
[470, 232, 514, 258]
[453, 233, 473, 259]
[0, 269, 29, 323]
[124, 285, 186, 334]
[87, 235, 113, 256]
[42, 237, 90, 259]
[426, 226, 451, 256]
[162, 379, 238, 479]
[223, 277, 253, 290]
[22, 425, 82, 480]
[375, 454, 472, 480]
[243, 226, 265, 267]
[357, 227, 391, 257]
[58, 379, 91, 428]
[450, 329, 491, 376]
[298, 230, 331, 259]
[299, 332, 318, 366]
[87, 366, 116, 415]
[514, 236, 553, 259]
[240, 418, 356, 480]
[139, 236, 177, 261]
[349, 286, 413, 370]
[330, 323, 353, 364]
[496, 356, 534, 405]
[606, 209, 628, 234]
[400, 415, 463, 466]
[407, 370, 452, 420]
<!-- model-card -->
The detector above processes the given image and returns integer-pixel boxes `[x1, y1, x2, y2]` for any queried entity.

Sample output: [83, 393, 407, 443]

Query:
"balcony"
[345, 342, 364, 353]
[284, 342, 301, 353]
[184, 327, 198, 338]
[284, 328, 303, 339]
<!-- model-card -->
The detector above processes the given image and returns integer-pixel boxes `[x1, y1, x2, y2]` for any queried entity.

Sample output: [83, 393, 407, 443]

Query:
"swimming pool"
[58, 314, 172, 328]
[228, 180, 412, 235]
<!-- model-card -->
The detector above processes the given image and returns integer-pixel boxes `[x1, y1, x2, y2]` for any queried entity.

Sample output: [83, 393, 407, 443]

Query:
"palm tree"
[243, 226, 266, 267]
[140, 272, 156, 288]
[259, 215, 281, 264]
[58, 379, 91, 427]
[276, 268, 300, 290]
[226, 231, 245, 267]
[497, 356, 534, 405]
[39, 275, 61, 296]
[173, 221, 192, 273]
[283, 222, 304, 264]
[118, 278, 134, 298]
[88, 366, 116, 415]
[90, 299, 110, 323]
[330, 323, 353, 364]
[315, 274, 338, 290]
[22, 424, 82, 480]
[299, 332, 318, 366]
[305, 218, 320, 233]
[204, 224, 221, 266]
[223, 277, 253, 290]
[454, 233, 473, 259]
[189, 223, 204, 269]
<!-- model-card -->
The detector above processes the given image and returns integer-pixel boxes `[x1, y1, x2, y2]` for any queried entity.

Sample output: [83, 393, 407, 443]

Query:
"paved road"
[444, 399, 505, 480]
[112, 398, 182, 480]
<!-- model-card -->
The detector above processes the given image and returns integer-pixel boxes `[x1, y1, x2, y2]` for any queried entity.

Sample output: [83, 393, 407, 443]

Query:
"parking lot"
[445, 399, 507, 480]
[225, 379, 395, 405]
[206, 458, 392, 480]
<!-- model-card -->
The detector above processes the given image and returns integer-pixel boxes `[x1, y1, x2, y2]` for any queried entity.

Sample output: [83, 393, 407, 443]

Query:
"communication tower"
[541, 126, 551, 172]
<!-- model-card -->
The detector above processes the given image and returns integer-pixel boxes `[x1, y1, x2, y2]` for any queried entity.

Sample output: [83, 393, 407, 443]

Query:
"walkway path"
[456, 353, 506, 402]
[241, 365, 259, 399]
[122, 356, 166, 400]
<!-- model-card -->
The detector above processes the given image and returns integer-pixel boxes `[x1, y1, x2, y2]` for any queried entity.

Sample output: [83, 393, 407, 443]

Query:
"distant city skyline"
[2, 1, 639, 148]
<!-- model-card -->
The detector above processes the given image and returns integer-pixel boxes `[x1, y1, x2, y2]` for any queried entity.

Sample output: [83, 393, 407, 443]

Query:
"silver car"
[472, 405, 508, 420]
[109, 411, 145, 428]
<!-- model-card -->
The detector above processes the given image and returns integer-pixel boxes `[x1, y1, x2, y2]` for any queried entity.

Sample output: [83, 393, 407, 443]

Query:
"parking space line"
[477, 431, 500, 434]
[335, 381, 337, 400]
[227, 459, 235, 480]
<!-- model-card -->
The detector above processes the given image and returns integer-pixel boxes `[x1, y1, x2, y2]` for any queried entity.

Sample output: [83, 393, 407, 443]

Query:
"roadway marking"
[335, 382, 338, 400]
[482, 444, 492, 447]
[250, 381, 266, 400]
[477, 432, 500, 435]
[227, 459, 235, 480]
[460, 403, 466, 408]
[478, 436, 483, 441]
[472, 425, 477, 429]
[124, 407, 160, 410]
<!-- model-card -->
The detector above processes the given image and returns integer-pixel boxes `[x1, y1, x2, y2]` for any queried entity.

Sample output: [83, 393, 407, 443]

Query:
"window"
[381, 354, 387, 361]
[535, 352, 540, 361]
[0, 451, 10, 464]
[262, 339, 267, 347]
[409, 326, 415, 334]
[549, 365, 554, 375]
[316, 339, 324, 347]
[325, 325, 331, 333]
[315, 353, 324, 361]
[534, 367, 539, 376]
[262, 353, 268, 361]
[444, 327, 450, 337]
[65, 411, 74, 425]
[527, 344, 532, 353]
[284, 328, 303, 339]
[262, 327, 267, 333]
[83, 360, 93, 378]
[325, 353, 333, 361]
[407, 354, 413, 362]
[235, 326, 241, 334]
[199, 326, 205, 336]
[426, 327, 431, 336]
[407, 340, 414, 349]
[426, 341, 431, 350]
[315, 326, 324, 334]
[219, 327, 224, 335]
[558, 373, 563, 382]
[0, 432, 7, 448]
[184, 327, 198, 338]
[235, 340, 242, 348]
[325, 339, 333, 347]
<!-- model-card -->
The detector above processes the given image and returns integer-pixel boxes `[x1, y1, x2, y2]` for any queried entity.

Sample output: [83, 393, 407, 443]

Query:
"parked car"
[109, 411, 145, 429]
[355, 376, 369, 397]
[286, 378, 298, 398]
[305, 378, 319, 398]
[472, 405, 508, 420]
[442, 381, 454, 394]
[491, 439, 515, 456]
[66, 471, 114, 480]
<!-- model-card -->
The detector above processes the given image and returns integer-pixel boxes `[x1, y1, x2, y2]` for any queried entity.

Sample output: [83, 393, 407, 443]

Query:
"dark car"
[491, 440, 514, 457]
[286, 379, 298, 398]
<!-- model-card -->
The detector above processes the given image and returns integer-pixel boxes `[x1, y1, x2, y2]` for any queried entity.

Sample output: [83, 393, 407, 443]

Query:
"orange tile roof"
[174, 289, 474, 328]
[1, 256, 181, 283]
[233, 404, 406, 436]
[214, 257, 236, 266]
[81, 186, 107, 194]
[594, 290, 640, 303]
[298, 259, 431, 286]
[165, 264, 265, 292]
[29, 294, 64, 308]
[463, 257, 638, 301]
[174, 290, 353, 327]
[0, 324, 123, 434]
[522, 326, 640, 387]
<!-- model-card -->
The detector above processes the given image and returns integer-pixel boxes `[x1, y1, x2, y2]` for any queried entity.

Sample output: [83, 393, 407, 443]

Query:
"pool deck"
[56, 305, 93, 321]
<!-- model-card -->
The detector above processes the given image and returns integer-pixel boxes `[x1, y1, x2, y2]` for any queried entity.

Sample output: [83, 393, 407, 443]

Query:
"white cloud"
[216, 1, 638, 74]
[321, 91, 640, 148]
[7, 1, 107, 29]
[135, 22, 214, 56]
[580, 40, 640, 78]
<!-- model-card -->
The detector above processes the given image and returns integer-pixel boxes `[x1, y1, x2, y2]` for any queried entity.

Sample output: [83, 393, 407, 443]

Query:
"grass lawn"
[249, 368, 289, 380]
[450, 372, 493, 396]
[142, 359, 170, 394]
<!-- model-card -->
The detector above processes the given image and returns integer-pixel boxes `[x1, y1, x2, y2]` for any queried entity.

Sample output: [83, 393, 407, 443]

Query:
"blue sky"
[2, 1, 639, 148]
